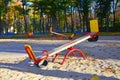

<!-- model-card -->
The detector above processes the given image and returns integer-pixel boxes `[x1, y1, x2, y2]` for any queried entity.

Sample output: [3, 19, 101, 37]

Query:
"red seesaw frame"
[52, 46, 86, 65]
[25, 32, 99, 66]
[25, 44, 86, 65]
[24, 45, 49, 64]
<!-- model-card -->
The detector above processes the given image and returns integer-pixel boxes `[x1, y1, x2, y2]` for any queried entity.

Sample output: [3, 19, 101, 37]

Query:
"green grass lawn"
[0, 32, 120, 39]
[99, 32, 120, 36]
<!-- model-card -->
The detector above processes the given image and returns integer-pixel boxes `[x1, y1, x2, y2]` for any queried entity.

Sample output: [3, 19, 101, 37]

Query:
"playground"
[0, 0, 120, 80]
[0, 36, 120, 80]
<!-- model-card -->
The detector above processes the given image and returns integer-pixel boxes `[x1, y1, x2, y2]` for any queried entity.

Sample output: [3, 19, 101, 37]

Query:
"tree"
[0, 0, 11, 34]
[113, 0, 119, 31]
[95, 0, 113, 32]
[21, 0, 28, 33]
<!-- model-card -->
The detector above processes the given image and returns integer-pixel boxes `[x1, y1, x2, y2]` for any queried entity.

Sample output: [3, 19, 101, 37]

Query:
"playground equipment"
[24, 20, 99, 68]
[27, 31, 33, 38]
[50, 20, 99, 41]
[87, 20, 99, 42]
[25, 32, 99, 67]
[24, 44, 48, 67]
[50, 27, 74, 40]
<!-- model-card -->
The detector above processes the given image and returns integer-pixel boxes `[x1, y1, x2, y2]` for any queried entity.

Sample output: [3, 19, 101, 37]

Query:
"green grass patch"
[100, 32, 120, 36]
[0, 32, 119, 39]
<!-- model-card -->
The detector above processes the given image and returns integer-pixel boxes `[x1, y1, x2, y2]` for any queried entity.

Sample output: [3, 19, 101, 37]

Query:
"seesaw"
[50, 20, 99, 41]
[24, 20, 99, 68]
[85, 20, 99, 42]
[25, 32, 99, 67]
[50, 27, 74, 40]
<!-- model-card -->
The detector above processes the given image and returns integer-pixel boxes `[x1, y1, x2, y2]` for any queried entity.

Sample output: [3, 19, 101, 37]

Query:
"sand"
[0, 36, 120, 80]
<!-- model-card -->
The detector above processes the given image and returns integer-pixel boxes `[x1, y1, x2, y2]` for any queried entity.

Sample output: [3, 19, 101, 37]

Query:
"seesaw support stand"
[52, 46, 86, 65]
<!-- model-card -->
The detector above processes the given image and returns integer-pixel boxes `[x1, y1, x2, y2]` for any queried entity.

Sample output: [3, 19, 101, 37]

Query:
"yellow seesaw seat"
[90, 20, 99, 32]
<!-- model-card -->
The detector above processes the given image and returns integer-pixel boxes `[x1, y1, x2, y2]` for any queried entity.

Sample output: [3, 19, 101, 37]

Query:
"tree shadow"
[0, 58, 118, 80]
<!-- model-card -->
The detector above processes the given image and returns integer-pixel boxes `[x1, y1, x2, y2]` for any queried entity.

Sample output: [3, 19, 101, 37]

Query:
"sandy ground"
[0, 36, 120, 80]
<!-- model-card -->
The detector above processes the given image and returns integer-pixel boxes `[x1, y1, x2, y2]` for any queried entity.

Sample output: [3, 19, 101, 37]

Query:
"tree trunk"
[0, 10, 2, 34]
[99, 0, 103, 31]
[86, 15, 90, 32]
[105, 9, 110, 32]
[57, 11, 60, 29]
[113, 0, 118, 30]
[51, 13, 57, 32]
[78, 5, 82, 30]
[42, 17, 45, 33]
[64, 9, 68, 32]
[33, 6, 36, 33]
[82, 14, 85, 32]
[71, 6, 74, 32]
[39, 10, 42, 33]
[22, 0, 28, 33]
[0, 7, 2, 34]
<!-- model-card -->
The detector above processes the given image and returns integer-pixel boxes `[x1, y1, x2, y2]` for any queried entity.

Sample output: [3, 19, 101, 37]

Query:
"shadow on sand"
[0, 57, 119, 80]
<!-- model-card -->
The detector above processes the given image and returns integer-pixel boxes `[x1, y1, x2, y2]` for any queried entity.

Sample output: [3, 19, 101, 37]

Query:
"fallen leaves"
[92, 58, 98, 62]
[105, 67, 117, 74]
[106, 43, 112, 47]
[69, 57, 76, 62]
[79, 61, 83, 64]
[105, 67, 113, 72]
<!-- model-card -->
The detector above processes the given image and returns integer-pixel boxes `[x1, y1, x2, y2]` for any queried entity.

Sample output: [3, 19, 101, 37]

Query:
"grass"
[0, 34, 52, 39]
[0, 32, 120, 39]
[99, 32, 120, 36]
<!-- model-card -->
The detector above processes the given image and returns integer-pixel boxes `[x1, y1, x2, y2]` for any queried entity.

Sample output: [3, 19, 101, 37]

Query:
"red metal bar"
[52, 53, 59, 62]
[61, 47, 86, 65]
[67, 47, 76, 57]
